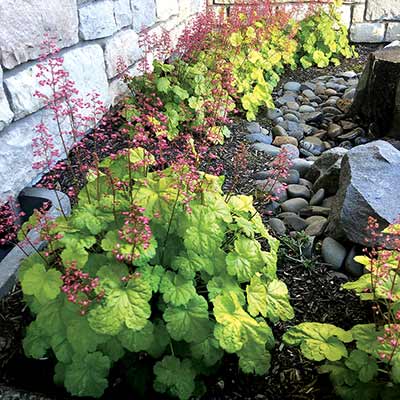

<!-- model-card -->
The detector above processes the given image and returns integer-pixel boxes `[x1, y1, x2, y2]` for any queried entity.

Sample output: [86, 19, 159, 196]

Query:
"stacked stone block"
[0, 0, 204, 201]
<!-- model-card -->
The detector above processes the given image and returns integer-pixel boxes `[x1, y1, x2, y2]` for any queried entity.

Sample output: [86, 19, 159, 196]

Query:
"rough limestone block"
[155, 0, 179, 21]
[352, 4, 366, 23]
[338, 4, 351, 29]
[386, 23, 400, 42]
[131, 0, 157, 32]
[179, 0, 205, 19]
[108, 64, 140, 105]
[79, 0, 117, 40]
[4, 44, 109, 121]
[350, 23, 386, 43]
[104, 30, 142, 78]
[0, 110, 71, 202]
[0, 0, 79, 69]
[366, 0, 400, 21]
[0, 66, 14, 131]
[114, 0, 133, 29]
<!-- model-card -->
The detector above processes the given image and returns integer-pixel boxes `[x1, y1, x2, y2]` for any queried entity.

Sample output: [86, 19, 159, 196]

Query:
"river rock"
[284, 81, 301, 92]
[252, 143, 281, 157]
[272, 125, 288, 137]
[291, 158, 313, 177]
[281, 144, 300, 159]
[273, 136, 298, 147]
[246, 133, 273, 145]
[283, 214, 308, 231]
[328, 141, 400, 247]
[287, 184, 311, 200]
[305, 219, 327, 236]
[344, 247, 364, 277]
[281, 198, 309, 213]
[321, 237, 347, 270]
[310, 188, 325, 206]
[269, 218, 287, 235]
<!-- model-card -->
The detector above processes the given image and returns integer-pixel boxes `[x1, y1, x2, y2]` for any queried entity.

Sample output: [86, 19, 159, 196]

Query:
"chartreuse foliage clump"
[19, 147, 293, 399]
[283, 222, 400, 400]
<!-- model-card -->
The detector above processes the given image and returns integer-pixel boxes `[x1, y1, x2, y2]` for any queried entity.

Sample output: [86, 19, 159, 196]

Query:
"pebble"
[298, 178, 313, 190]
[273, 136, 298, 147]
[287, 101, 300, 111]
[285, 113, 300, 123]
[340, 120, 358, 131]
[321, 237, 347, 270]
[340, 70, 357, 79]
[276, 94, 296, 107]
[299, 105, 316, 113]
[256, 180, 288, 202]
[344, 247, 364, 277]
[287, 184, 311, 200]
[301, 81, 317, 91]
[252, 143, 281, 157]
[322, 196, 335, 208]
[269, 218, 287, 236]
[302, 89, 316, 99]
[267, 108, 283, 120]
[305, 215, 327, 226]
[284, 81, 301, 92]
[322, 106, 342, 115]
[303, 111, 323, 123]
[327, 123, 343, 139]
[299, 206, 331, 217]
[325, 88, 337, 96]
[310, 188, 325, 206]
[281, 198, 309, 213]
[343, 88, 356, 100]
[247, 121, 263, 134]
[272, 125, 288, 137]
[281, 144, 300, 159]
[284, 169, 300, 184]
[305, 219, 327, 236]
[283, 214, 308, 231]
[291, 158, 313, 177]
[337, 127, 364, 141]
[301, 137, 325, 156]
[246, 133, 273, 145]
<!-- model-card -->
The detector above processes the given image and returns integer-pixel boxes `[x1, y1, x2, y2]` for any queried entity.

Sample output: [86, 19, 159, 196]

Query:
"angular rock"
[104, 30, 142, 78]
[0, 66, 14, 131]
[366, 0, 400, 21]
[131, 0, 157, 32]
[306, 147, 348, 195]
[281, 198, 309, 213]
[79, 0, 117, 40]
[321, 237, 347, 270]
[4, 44, 109, 120]
[0, 0, 79, 69]
[328, 141, 400, 246]
[155, 0, 179, 20]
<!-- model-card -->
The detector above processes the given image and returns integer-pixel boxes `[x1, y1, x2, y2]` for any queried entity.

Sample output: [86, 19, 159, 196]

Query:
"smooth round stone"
[287, 101, 300, 111]
[315, 84, 326, 95]
[305, 219, 327, 236]
[327, 123, 343, 139]
[247, 121, 262, 134]
[300, 137, 325, 156]
[322, 196, 335, 208]
[322, 106, 342, 115]
[340, 70, 357, 79]
[339, 140, 353, 149]
[253, 170, 269, 180]
[299, 178, 313, 190]
[291, 158, 313, 177]
[283, 214, 308, 231]
[272, 125, 288, 137]
[321, 237, 347, 270]
[267, 108, 283, 120]
[325, 88, 337, 96]
[265, 201, 280, 213]
[299, 105, 315, 113]
[340, 120, 358, 131]
[343, 88, 356, 100]
[326, 82, 347, 92]
[281, 144, 300, 159]
[276, 94, 296, 107]
[302, 89, 316, 99]
[344, 247, 364, 277]
[299, 206, 331, 218]
[252, 143, 281, 157]
[310, 188, 325, 206]
[273, 136, 298, 147]
[303, 111, 323, 124]
[246, 133, 273, 145]
[285, 113, 300, 123]
[269, 218, 287, 236]
[256, 180, 288, 202]
[281, 198, 309, 213]
[287, 184, 311, 200]
[284, 81, 301, 92]
[285, 169, 300, 184]
[300, 124, 315, 136]
[305, 215, 327, 226]
[337, 127, 364, 141]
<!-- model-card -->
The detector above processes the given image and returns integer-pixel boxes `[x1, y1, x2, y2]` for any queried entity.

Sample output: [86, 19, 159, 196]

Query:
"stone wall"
[209, 0, 400, 43]
[0, 0, 204, 202]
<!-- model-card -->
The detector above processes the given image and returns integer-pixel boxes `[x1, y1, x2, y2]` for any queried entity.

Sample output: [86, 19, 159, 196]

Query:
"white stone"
[155, 0, 179, 21]
[0, 0, 79, 69]
[350, 23, 386, 43]
[179, 0, 205, 19]
[352, 4, 365, 23]
[385, 40, 400, 48]
[386, 23, 400, 42]
[114, 0, 133, 29]
[4, 44, 109, 121]
[0, 66, 14, 131]
[0, 110, 71, 202]
[366, 0, 400, 21]
[79, 0, 117, 40]
[108, 64, 140, 105]
[104, 30, 142, 78]
[338, 5, 351, 29]
[131, 0, 157, 32]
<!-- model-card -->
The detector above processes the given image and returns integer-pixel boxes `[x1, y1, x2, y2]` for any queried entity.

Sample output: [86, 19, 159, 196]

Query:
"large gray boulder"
[327, 141, 400, 246]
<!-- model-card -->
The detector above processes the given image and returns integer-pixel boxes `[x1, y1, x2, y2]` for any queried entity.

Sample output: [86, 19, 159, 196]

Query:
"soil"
[0, 44, 376, 399]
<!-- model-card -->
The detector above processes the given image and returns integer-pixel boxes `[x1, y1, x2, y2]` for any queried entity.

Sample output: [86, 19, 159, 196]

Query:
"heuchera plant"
[283, 219, 400, 400]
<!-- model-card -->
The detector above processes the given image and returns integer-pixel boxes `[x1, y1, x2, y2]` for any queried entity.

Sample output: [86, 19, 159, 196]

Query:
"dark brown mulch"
[0, 44, 375, 399]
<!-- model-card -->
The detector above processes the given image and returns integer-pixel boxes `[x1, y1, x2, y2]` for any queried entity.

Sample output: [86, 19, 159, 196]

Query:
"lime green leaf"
[118, 320, 154, 352]
[283, 323, 352, 361]
[153, 356, 196, 400]
[160, 271, 196, 306]
[265, 280, 294, 322]
[190, 336, 224, 367]
[64, 352, 110, 398]
[345, 349, 378, 383]
[156, 77, 171, 93]
[229, 32, 243, 47]
[207, 274, 246, 306]
[163, 295, 210, 343]
[20, 264, 61, 305]
[88, 277, 152, 336]
[172, 85, 189, 100]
